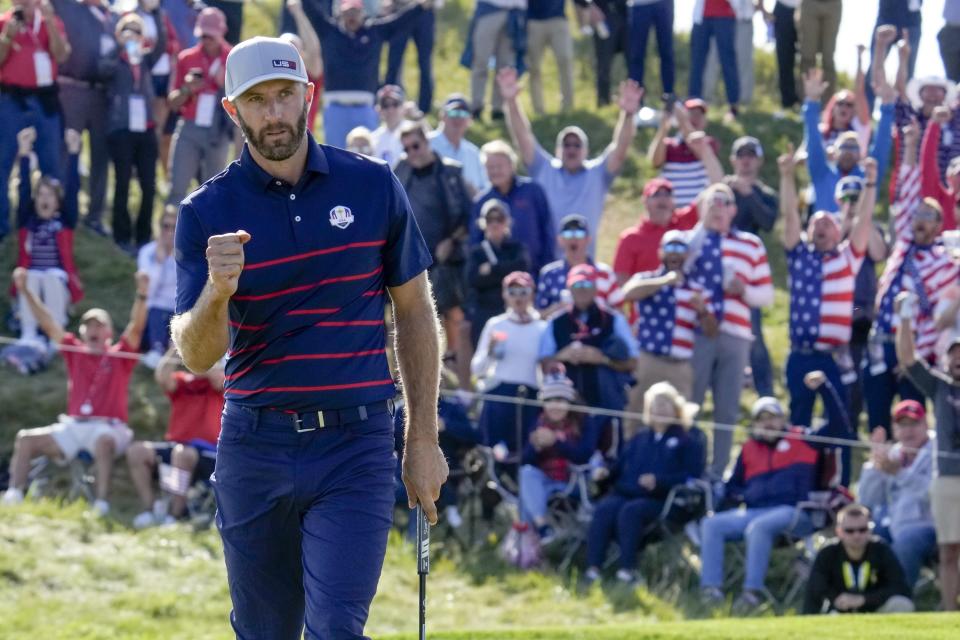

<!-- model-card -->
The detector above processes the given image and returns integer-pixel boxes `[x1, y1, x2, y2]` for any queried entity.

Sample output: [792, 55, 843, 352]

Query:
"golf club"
[416, 504, 430, 640]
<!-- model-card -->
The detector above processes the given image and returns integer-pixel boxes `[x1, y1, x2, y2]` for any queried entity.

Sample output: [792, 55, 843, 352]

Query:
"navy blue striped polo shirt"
[174, 136, 432, 412]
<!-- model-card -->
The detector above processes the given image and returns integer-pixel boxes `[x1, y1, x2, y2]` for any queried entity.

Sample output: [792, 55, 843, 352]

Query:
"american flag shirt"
[536, 258, 618, 311]
[787, 239, 864, 350]
[634, 268, 711, 360]
[875, 167, 959, 359]
[687, 228, 774, 341]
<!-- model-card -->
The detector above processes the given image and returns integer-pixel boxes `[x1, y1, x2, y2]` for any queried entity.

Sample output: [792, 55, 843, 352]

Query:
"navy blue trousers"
[586, 493, 663, 571]
[213, 402, 396, 640]
[626, 0, 675, 95]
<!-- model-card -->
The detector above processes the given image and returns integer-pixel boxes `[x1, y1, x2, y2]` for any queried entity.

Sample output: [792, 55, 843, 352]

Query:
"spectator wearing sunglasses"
[464, 199, 531, 347]
[779, 151, 875, 429]
[472, 139, 556, 274]
[430, 94, 489, 194]
[616, 230, 717, 433]
[538, 263, 638, 410]
[100, 9, 168, 252]
[472, 271, 546, 449]
[536, 214, 617, 319]
[497, 67, 642, 253]
[803, 504, 914, 614]
[802, 68, 896, 214]
[371, 84, 411, 167]
[136, 206, 179, 367]
[685, 183, 773, 478]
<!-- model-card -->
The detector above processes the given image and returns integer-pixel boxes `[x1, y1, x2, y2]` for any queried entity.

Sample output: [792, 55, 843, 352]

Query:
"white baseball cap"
[224, 36, 308, 102]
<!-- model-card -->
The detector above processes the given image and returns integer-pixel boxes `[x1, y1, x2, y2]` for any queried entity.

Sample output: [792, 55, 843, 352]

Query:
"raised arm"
[143, 8, 168, 69]
[687, 131, 724, 186]
[497, 68, 537, 168]
[874, 25, 899, 97]
[154, 345, 180, 393]
[892, 120, 921, 240]
[894, 32, 911, 98]
[121, 272, 150, 348]
[849, 158, 878, 254]
[922, 108, 951, 197]
[779, 144, 802, 250]
[647, 109, 673, 168]
[618, 271, 679, 302]
[62, 128, 81, 229]
[869, 74, 897, 185]
[15, 128, 35, 229]
[389, 271, 450, 525]
[287, 0, 323, 78]
[604, 80, 642, 176]
[854, 44, 871, 126]
[807, 372, 851, 439]
[802, 69, 830, 182]
[894, 295, 918, 369]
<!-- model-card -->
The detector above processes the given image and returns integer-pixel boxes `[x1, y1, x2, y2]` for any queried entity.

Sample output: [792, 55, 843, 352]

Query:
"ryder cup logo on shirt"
[329, 205, 355, 229]
[272, 59, 298, 70]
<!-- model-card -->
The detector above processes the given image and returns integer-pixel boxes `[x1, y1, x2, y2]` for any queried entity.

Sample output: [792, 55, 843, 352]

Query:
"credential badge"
[329, 205, 354, 229]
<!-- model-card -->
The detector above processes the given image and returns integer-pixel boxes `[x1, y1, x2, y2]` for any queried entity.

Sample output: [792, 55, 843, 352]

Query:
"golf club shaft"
[416, 505, 430, 640]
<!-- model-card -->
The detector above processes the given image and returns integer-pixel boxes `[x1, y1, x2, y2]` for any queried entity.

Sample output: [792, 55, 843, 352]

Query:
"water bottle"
[125, 39, 142, 66]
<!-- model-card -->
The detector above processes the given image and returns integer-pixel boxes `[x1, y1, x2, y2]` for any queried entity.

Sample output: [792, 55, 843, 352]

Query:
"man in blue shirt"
[803, 67, 896, 213]
[171, 37, 448, 640]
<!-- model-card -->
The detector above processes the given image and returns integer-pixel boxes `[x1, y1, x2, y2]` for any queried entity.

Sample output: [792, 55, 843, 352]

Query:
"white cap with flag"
[224, 36, 308, 102]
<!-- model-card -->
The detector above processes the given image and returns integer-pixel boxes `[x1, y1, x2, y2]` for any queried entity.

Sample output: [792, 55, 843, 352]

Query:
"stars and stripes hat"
[225, 36, 309, 101]
[835, 175, 864, 201]
[538, 364, 578, 402]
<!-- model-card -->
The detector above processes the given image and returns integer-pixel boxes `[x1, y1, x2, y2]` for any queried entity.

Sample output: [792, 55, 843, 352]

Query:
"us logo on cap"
[329, 206, 354, 229]
[272, 59, 298, 70]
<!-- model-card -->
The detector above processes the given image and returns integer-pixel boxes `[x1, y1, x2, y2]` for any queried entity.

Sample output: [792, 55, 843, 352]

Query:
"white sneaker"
[583, 567, 601, 584]
[133, 510, 156, 529]
[92, 499, 110, 517]
[2, 487, 24, 505]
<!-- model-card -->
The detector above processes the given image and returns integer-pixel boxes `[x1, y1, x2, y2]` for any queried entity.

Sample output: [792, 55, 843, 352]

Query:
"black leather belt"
[255, 399, 394, 433]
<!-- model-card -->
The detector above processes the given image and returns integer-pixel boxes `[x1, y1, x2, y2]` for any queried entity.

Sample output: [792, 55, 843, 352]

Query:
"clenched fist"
[206, 230, 251, 299]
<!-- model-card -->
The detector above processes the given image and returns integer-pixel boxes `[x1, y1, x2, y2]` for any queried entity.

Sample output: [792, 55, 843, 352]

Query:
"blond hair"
[643, 382, 698, 429]
[480, 139, 518, 169]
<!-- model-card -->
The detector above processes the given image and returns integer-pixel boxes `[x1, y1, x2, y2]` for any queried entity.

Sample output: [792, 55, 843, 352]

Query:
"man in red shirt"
[165, 7, 232, 208]
[126, 346, 225, 528]
[2, 267, 148, 516]
[0, 0, 71, 242]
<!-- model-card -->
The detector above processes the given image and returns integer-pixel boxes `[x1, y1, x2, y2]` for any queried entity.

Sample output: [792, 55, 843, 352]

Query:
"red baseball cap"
[566, 264, 598, 288]
[892, 400, 925, 422]
[503, 271, 534, 289]
[643, 177, 674, 198]
[684, 98, 708, 112]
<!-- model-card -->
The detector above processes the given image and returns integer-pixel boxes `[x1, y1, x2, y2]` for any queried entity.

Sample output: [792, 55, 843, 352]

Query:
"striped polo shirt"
[633, 268, 711, 360]
[659, 136, 719, 207]
[688, 228, 774, 341]
[787, 240, 864, 350]
[175, 137, 432, 412]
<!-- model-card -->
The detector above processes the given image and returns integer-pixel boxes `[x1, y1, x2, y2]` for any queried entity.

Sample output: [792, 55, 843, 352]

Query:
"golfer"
[170, 36, 448, 640]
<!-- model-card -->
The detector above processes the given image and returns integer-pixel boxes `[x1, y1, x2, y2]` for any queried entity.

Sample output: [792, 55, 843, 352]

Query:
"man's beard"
[238, 105, 307, 161]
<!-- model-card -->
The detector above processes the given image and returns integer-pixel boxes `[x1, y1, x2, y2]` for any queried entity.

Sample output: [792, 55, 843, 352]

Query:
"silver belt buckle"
[294, 411, 324, 433]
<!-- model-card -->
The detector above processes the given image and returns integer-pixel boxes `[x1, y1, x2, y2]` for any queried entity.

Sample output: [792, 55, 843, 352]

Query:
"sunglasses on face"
[380, 100, 401, 109]
[842, 526, 870, 534]
[445, 108, 471, 119]
[403, 141, 422, 153]
[839, 194, 860, 204]
[561, 229, 588, 239]
[662, 242, 688, 255]
[570, 280, 596, 290]
[506, 286, 532, 297]
[735, 149, 758, 158]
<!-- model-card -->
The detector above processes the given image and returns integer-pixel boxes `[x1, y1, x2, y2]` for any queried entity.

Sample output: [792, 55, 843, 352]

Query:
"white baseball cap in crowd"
[224, 36, 309, 102]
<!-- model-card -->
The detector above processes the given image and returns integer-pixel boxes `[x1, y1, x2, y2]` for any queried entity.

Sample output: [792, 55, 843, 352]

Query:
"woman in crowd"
[136, 206, 178, 368]
[472, 271, 544, 450]
[8, 128, 83, 357]
[518, 366, 603, 541]
[464, 199, 531, 348]
[100, 9, 168, 252]
[583, 382, 704, 586]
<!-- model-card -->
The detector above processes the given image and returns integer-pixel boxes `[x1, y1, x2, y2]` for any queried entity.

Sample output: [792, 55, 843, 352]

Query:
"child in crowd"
[584, 382, 704, 586]
[5, 127, 83, 371]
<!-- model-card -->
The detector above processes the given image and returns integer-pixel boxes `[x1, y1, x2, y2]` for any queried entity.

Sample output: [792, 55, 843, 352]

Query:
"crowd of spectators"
[2, 0, 960, 618]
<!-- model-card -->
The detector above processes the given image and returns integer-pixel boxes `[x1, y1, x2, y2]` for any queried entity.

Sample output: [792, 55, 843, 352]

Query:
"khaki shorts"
[36, 415, 134, 463]
[931, 475, 960, 544]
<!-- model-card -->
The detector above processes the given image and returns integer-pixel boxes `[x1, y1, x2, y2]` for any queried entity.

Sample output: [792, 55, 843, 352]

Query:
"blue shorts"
[151, 74, 170, 99]
[213, 401, 397, 640]
[153, 441, 216, 484]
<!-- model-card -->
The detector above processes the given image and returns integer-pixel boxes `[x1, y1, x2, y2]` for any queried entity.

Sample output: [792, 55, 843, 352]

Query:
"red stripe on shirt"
[287, 307, 341, 316]
[227, 342, 268, 357]
[243, 240, 387, 270]
[233, 266, 384, 301]
[312, 320, 384, 328]
[224, 378, 395, 395]
[229, 320, 269, 330]
[225, 349, 387, 380]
